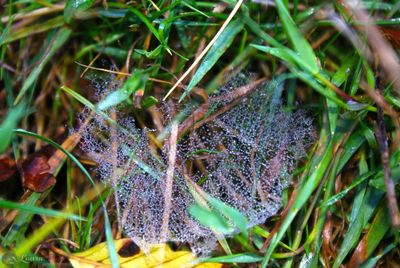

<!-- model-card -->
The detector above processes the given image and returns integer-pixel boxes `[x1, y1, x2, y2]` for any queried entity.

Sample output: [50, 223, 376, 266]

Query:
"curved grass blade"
[0, 199, 85, 221]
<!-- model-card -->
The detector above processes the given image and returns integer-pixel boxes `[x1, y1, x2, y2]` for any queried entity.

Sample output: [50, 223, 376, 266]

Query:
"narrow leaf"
[274, 0, 319, 72]
[64, 0, 95, 23]
[179, 19, 243, 101]
[15, 28, 71, 104]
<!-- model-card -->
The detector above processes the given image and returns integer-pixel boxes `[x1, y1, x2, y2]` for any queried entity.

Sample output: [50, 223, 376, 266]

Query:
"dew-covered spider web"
[77, 73, 315, 255]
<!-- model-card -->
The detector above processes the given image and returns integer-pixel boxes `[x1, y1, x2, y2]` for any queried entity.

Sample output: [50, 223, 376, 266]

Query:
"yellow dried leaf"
[67, 239, 223, 268]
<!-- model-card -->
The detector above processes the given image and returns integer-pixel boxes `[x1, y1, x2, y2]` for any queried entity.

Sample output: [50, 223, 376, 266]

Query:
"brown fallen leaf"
[0, 157, 17, 182]
[380, 26, 400, 49]
[347, 233, 368, 268]
[22, 154, 55, 192]
[321, 212, 335, 267]
[20, 132, 81, 193]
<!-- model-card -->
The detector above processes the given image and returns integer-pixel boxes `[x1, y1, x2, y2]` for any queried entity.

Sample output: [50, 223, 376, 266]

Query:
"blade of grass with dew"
[205, 45, 254, 94]
[321, 171, 374, 207]
[250, 45, 348, 108]
[0, 199, 85, 221]
[179, 19, 243, 102]
[337, 130, 367, 171]
[241, 13, 280, 47]
[97, 70, 148, 110]
[14, 27, 71, 104]
[206, 194, 249, 241]
[60, 85, 119, 130]
[349, 150, 370, 225]
[11, 129, 119, 268]
[189, 204, 234, 234]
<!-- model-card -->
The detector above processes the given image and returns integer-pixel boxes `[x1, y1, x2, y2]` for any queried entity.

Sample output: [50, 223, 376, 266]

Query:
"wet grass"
[1, 1, 400, 267]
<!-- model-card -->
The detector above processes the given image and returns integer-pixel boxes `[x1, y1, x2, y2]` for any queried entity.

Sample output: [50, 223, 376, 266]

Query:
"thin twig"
[375, 73, 400, 228]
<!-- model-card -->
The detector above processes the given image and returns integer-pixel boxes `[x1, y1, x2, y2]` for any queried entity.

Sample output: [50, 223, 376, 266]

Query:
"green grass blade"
[189, 204, 234, 234]
[128, 7, 171, 54]
[274, 0, 318, 73]
[0, 199, 85, 221]
[202, 253, 263, 263]
[359, 244, 395, 268]
[0, 103, 25, 153]
[207, 195, 248, 241]
[262, 139, 334, 266]
[1, 16, 65, 45]
[64, 0, 95, 23]
[97, 71, 148, 110]
[179, 19, 243, 102]
[332, 187, 384, 268]
[14, 27, 71, 104]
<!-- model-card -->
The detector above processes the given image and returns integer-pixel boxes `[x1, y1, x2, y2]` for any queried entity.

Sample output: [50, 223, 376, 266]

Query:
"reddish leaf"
[19, 132, 81, 193]
[24, 173, 56, 193]
[321, 212, 335, 267]
[348, 233, 368, 267]
[22, 154, 55, 192]
[380, 27, 400, 49]
[0, 158, 16, 182]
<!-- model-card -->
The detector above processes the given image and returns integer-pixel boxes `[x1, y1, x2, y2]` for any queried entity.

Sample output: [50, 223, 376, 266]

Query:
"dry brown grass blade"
[161, 124, 179, 235]
[321, 212, 335, 267]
